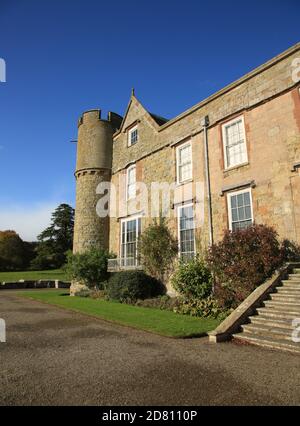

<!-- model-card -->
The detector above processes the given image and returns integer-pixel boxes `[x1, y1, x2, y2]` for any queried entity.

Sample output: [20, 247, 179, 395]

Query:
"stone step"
[249, 316, 295, 330]
[264, 300, 300, 311]
[287, 274, 300, 281]
[281, 280, 300, 288]
[241, 323, 294, 341]
[276, 287, 300, 295]
[233, 333, 300, 354]
[270, 294, 300, 303]
[293, 268, 300, 274]
[256, 307, 300, 321]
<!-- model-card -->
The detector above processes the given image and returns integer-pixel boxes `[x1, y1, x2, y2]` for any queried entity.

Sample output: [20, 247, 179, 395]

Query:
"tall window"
[222, 116, 247, 169]
[126, 165, 136, 200]
[128, 125, 138, 146]
[178, 204, 196, 260]
[227, 189, 253, 231]
[176, 141, 192, 183]
[120, 217, 141, 267]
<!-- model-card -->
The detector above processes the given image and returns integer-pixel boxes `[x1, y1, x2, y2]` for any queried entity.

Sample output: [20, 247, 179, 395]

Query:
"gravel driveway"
[0, 291, 299, 406]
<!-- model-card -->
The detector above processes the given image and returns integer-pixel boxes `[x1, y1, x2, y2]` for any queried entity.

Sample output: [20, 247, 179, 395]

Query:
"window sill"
[223, 162, 249, 174]
[176, 178, 193, 187]
[127, 142, 138, 148]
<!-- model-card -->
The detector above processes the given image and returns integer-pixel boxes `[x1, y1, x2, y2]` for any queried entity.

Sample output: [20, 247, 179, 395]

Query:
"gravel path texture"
[0, 291, 299, 406]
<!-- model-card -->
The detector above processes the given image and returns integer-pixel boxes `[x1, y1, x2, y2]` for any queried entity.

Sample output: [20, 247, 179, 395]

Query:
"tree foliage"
[31, 204, 74, 269]
[0, 230, 27, 271]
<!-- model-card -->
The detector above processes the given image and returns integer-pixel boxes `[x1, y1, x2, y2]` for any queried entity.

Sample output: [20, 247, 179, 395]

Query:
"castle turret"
[71, 109, 122, 295]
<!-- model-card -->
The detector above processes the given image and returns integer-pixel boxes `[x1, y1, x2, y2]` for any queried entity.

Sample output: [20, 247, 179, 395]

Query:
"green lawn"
[17, 290, 220, 338]
[0, 269, 68, 282]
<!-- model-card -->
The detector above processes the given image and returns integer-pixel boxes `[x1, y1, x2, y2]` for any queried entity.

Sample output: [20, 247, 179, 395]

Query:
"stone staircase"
[233, 268, 300, 354]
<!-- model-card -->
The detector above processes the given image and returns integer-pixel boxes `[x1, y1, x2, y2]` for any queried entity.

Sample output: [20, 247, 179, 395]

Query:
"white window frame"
[177, 203, 196, 260]
[120, 215, 142, 267]
[227, 188, 254, 231]
[126, 164, 136, 201]
[128, 125, 138, 147]
[176, 140, 193, 184]
[222, 115, 248, 170]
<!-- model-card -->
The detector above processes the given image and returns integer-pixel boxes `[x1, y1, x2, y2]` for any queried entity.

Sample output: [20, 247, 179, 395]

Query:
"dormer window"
[128, 125, 138, 146]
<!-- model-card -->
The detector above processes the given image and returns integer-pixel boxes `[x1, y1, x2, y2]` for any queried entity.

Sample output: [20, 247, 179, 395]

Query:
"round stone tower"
[71, 109, 122, 295]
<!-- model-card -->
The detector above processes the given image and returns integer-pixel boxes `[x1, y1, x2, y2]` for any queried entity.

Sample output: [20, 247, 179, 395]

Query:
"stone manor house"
[72, 42, 300, 292]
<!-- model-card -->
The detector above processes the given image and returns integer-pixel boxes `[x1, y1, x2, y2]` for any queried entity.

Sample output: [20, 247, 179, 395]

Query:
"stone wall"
[112, 44, 300, 173]
[109, 43, 300, 253]
[0, 280, 70, 290]
[73, 169, 111, 253]
[209, 88, 300, 243]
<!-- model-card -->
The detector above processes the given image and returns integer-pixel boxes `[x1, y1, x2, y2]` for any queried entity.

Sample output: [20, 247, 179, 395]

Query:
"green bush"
[65, 248, 113, 289]
[90, 288, 107, 299]
[171, 256, 212, 299]
[135, 294, 228, 319]
[173, 295, 226, 319]
[138, 216, 178, 283]
[207, 224, 282, 308]
[135, 295, 181, 311]
[107, 271, 165, 302]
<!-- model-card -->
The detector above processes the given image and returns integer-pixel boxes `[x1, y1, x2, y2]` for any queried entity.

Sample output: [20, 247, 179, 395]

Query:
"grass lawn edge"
[15, 290, 219, 339]
[0, 269, 68, 283]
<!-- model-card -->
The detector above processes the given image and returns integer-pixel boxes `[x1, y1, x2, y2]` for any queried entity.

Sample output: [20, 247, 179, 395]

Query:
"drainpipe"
[201, 115, 214, 247]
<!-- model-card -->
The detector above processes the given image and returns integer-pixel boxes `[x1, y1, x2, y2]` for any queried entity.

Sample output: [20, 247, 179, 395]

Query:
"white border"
[177, 202, 196, 258]
[120, 215, 142, 265]
[227, 187, 254, 231]
[222, 115, 248, 170]
[126, 164, 136, 201]
[176, 140, 193, 184]
[128, 125, 138, 147]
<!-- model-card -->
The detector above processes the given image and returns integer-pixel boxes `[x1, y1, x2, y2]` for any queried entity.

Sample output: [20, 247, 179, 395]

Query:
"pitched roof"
[149, 112, 169, 126]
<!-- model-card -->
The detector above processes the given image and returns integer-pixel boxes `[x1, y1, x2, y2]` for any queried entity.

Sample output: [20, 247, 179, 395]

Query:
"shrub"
[138, 216, 178, 283]
[135, 295, 181, 311]
[281, 239, 300, 262]
[90, 288, 107, 299]
[171, 256, 212, 299]
[207, 224, 282, 308]
[65, 248, 113, 289]
[107, 271, 164, 302]
[173, 295, 226, 319]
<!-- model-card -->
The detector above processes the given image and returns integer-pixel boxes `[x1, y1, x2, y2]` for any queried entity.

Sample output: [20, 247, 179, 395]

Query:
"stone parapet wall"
[0, 280, 70, 290]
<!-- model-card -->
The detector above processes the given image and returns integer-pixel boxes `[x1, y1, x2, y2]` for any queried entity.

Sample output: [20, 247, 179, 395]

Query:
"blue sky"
[0, 0, 299, 240]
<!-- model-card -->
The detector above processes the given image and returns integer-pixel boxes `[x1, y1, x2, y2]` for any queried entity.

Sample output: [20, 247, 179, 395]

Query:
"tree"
[138, 216, 178, 284]
[0, 230, 27, 271]
[31, 204, 75, 269]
